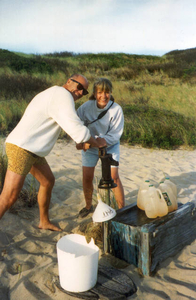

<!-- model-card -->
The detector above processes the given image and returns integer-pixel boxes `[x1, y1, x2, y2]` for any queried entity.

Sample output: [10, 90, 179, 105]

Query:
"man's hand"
[83, 143, 91, 151]
[76, 136, 107, 150]
[76, 143, 83, 150]
[76, 142, 91, 151]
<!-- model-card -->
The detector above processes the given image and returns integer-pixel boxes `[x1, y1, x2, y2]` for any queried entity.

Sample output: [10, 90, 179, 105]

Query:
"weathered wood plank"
[92, 283, 126, 300]
[149, 203, 196, 273]
[55, 279, 98, 299]
[97, 274, 132, 296]
[103, 221, 109, 253]
[110, 221, 140, 266]
[113, 202, 184, 227]
[139, 230, 150, 276]
[98, 263, 136, 293]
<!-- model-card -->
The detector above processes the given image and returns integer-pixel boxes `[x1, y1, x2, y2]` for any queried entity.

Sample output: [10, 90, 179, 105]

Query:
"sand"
[0, 140, 196, 300]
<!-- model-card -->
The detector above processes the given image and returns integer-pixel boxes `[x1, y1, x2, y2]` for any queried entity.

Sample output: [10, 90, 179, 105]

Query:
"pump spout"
[98, 147, 119, 189]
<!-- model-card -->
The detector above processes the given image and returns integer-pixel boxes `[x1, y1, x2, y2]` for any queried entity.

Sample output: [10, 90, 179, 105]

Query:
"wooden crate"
[110, 201, 196, 276]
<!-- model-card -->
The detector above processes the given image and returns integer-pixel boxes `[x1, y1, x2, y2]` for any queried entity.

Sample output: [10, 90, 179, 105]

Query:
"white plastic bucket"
[56, 234, 99, 292]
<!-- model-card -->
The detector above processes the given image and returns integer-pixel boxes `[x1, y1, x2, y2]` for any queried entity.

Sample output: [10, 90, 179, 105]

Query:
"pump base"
[98, 179, 117, 189]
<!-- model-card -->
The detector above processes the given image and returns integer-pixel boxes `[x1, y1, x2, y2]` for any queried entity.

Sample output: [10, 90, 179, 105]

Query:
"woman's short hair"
[89, 78, 114, 101]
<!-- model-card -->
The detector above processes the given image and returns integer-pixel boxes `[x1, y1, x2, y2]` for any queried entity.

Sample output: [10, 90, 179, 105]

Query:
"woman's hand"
[96, 137, 107, 148]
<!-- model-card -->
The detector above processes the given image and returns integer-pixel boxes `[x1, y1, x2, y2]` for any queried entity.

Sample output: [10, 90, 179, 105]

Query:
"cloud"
[1, 0, 196, 55]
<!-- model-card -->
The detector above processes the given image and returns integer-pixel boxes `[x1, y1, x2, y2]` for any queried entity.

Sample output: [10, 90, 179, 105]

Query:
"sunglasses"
[71, 79, 89, 95]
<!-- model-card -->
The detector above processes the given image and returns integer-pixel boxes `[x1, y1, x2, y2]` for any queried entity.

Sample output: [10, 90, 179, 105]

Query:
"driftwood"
[110, 201, 196, 276]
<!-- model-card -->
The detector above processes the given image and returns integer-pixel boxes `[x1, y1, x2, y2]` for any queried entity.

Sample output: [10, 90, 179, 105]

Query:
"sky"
[0, 0, 196, 56]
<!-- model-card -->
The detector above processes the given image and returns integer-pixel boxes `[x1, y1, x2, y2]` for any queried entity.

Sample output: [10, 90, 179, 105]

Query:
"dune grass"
[121, 104, 196, 148]
[0, 47, 196, 149]
[0, 99, 27, 135]
[0, 143, 7, 192]
[112, 76, 196, 118]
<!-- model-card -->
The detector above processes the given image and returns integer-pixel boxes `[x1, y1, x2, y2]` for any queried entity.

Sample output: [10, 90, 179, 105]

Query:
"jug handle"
[156, 188, 165, 201]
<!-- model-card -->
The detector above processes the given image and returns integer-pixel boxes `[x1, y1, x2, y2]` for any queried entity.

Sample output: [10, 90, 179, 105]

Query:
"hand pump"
[98, 147, 119, 253]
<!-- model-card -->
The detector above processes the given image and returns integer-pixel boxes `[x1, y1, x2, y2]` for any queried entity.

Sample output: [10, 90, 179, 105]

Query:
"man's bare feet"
[38, 221, 62, 231]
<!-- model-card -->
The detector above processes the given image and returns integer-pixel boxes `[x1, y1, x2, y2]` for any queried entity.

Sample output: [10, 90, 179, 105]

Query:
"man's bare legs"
[30, 163, 61, 231]
[0, 163, 61, 231]
[0, 170, 26, 219]
[82, 166, 125, 210]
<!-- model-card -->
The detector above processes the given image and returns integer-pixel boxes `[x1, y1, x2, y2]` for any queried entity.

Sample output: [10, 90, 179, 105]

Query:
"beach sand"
[0, 140, 196, 299]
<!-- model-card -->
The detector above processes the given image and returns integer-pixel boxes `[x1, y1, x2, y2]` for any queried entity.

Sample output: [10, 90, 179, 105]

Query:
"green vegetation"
[0, 144, 7, 192]
[0, 47, 196, 149]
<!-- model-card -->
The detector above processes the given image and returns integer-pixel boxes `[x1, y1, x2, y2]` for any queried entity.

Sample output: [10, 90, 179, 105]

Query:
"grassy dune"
[0, 47, 196, 149]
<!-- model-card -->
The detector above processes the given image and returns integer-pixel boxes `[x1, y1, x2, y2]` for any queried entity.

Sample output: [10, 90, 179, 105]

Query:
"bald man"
[0, 74, 105, 231]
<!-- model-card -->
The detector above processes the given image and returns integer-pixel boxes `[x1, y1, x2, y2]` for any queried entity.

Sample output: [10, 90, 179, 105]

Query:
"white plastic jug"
[159, 180, 178, 212]
[137, 180, 150, 210]
[56, 234, 99, 292]
[144, 185, 168, 218]
[165, 177, 177, 198]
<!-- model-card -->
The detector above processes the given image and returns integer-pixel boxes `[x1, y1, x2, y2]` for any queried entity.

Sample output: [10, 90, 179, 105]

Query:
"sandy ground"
[0, 140, 196, 300]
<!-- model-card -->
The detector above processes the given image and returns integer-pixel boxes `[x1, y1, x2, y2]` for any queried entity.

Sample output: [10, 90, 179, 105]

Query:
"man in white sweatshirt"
[0, 74, 104, 231]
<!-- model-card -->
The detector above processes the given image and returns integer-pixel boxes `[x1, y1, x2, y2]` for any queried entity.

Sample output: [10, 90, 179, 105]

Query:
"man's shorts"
[82, 142, 120, 168]
[6, 143, 47, 176]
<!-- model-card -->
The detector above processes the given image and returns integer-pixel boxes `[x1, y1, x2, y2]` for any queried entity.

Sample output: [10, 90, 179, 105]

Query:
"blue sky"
[1, 0, 196, 56]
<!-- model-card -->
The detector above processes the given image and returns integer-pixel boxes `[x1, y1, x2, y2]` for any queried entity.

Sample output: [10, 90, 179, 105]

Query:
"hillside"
[0, 47, 196, 149]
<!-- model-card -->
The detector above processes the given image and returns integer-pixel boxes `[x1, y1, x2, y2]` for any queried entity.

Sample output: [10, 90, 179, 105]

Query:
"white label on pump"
[162, 192, 172, 206]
